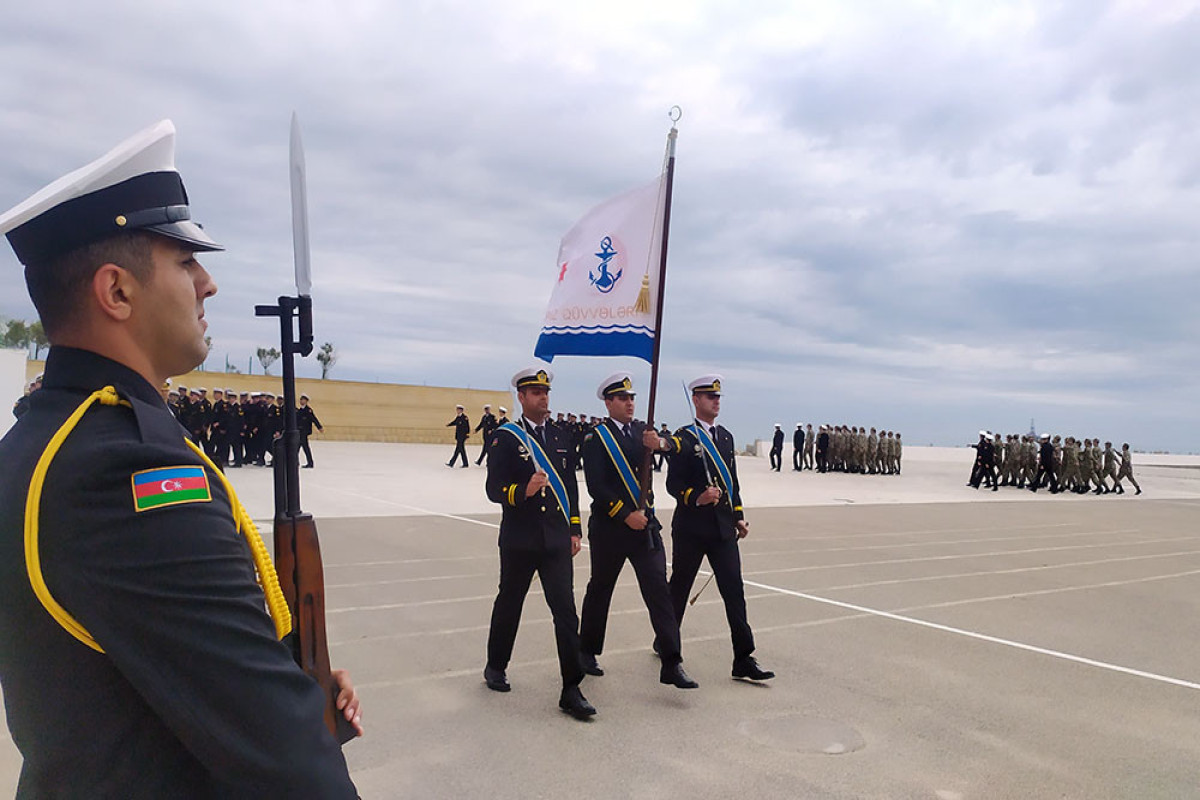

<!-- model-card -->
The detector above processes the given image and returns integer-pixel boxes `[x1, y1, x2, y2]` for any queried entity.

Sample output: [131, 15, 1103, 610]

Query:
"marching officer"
[0, 120, 359, 795]
[666, 375, 773, 682]
[473, 404, 497, 466]
[577, 373, 697, 689]
[769, 423, 783, 471]
[483, 367, 595, 719]
[297, 393, 324, 469]
[446, 404, 470, 467]
[792, 423, 805, 471]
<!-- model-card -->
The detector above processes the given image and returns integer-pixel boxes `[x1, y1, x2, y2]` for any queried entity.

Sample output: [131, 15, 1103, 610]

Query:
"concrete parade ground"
[3, 444, 1200, 798]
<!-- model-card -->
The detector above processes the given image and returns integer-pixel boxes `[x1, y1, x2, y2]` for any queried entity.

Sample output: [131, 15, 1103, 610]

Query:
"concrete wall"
[24, 359, 509, 444]
[1, 349, 29, 438]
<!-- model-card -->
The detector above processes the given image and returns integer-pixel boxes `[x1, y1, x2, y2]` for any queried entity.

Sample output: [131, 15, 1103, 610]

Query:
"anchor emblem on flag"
[588, 236, 622, 294]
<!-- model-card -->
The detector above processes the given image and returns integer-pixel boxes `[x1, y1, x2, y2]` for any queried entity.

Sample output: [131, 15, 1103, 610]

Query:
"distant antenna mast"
[1028, 418, 1036, 437]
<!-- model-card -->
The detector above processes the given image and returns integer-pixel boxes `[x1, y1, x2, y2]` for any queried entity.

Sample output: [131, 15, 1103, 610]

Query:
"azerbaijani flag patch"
[131, 466, 211, 512]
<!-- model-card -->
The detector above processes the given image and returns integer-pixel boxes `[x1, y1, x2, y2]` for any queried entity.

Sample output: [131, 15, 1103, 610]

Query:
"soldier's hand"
[736, 520, 750, 539]
[698, 486, 722, 506]
[332, 668, 364, 737]
[625, 510, 648, 530]
[526, 471, 549, 497]
[642, 429, 662, 450]
[571, 535, 582, 557]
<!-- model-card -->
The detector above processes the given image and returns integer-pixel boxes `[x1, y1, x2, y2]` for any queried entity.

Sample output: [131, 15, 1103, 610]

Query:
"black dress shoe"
[660, 663, 699, 689]
[581, 653, 604, 676]
[559, 686, 596, 719]
[732, 656, 775, 681]
[484, 666, 510, 692]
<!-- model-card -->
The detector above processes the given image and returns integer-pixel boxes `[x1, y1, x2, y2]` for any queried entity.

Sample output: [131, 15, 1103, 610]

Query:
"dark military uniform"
[578, 418, 682, 667]
[484, 418, 584, 688]
[769, 426, 784, 471]
[473, 409, 497, 466]
[446, 412, 470, 467]
[792, 425, 805, 470]
[0, 347, 355, 798]
[297, 403, 323, 468]
[666, 422, 757, 662]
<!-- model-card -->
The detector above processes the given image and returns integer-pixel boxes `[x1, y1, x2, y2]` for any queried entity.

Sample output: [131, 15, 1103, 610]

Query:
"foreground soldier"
[667, 375, 773, 682]
[0, 121, 359, 796]
[483, 367, 595, 719]
[577, 373, 697, 689]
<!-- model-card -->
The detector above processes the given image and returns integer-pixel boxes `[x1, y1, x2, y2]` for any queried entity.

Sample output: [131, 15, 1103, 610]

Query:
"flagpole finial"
[668, 105, 682, 124]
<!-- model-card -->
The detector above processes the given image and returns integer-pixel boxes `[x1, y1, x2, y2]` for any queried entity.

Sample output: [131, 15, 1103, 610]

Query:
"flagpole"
[637, 107, 680, 509]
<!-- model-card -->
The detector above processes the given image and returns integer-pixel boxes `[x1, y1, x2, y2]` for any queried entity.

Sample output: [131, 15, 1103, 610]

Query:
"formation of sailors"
[771, 423, 903, 475]
[969, 431, 1142, 495]
[166, 385, 323, 470]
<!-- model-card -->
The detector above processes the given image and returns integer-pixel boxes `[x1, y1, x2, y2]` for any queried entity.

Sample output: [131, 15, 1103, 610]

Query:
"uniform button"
[540, 506, 546, 512]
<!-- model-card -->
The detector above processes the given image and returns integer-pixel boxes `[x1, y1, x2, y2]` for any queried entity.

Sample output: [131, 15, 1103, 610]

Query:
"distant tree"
[316, 341, 337, 379]
[200, 336, 213, 371]
[28, 321, 47, 359]
[2, 319, 30, 350]
[256, 346, 281, 375]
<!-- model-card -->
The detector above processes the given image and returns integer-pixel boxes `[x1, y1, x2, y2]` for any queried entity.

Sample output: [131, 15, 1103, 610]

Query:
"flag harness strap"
[497, 422, 571, 523]
[24, 385, 292, 653]
[594, 421, 642, 505]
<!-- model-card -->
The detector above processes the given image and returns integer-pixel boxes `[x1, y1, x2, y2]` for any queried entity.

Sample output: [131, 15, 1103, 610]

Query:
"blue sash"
[594, 421, 641, 505]
[498, 421, 570, 524]
[693, 423, 734, 496]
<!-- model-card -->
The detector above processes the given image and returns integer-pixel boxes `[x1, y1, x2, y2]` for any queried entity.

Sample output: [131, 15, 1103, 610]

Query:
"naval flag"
[534, 174, 666, 363]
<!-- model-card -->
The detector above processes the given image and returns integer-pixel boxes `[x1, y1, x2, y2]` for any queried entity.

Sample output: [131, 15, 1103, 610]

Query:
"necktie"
[535, 426, 546, 447]
[622, 423, 632, 440]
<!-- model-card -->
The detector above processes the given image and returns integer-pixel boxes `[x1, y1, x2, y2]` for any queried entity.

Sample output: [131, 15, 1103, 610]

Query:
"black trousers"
[769, 447, 782, 471]
[1032, 463, 1059, 492]
[300, 433, 314, 467]
[793, 448, 802, 470]
[579, 525, 681, 666]
[475, 443, 489, 465]
[669, 532, 755, 660]
[487, 546, 584, 688]
[448, 440, 468, 466]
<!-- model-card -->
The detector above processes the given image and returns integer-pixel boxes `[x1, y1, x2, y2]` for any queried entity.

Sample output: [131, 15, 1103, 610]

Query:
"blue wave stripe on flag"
[535, 330, 654, 362]
[539, 324, 655, 335]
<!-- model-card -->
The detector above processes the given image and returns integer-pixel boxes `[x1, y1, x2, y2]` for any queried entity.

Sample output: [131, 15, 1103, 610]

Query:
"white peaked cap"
[0, 120, 221, 266]
[597, 371, 636, 400]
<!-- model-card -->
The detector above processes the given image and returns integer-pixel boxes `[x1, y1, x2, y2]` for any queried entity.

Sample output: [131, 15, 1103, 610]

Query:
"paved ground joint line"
[742, 577, 1200, 691]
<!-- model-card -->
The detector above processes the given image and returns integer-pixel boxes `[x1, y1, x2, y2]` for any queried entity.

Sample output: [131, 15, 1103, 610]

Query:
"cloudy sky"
[2, 0, 1197, 451]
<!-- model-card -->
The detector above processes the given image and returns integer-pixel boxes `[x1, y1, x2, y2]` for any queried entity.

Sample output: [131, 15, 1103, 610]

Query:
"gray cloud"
[1, 1, 1197, 451]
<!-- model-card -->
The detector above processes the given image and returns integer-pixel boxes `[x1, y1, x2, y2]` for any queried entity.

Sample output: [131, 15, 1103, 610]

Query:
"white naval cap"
[456, 404, 464, 410]
[597, 371, 635, 400]
[498, 406, 507, 413]
[796, 423, 802, 427]
[687, 374, 723, 395]
[0, 120, 222, 266]
[774, 423, 781, 428]
[512, 365, 553, 390]
[979, 430, 989, 437]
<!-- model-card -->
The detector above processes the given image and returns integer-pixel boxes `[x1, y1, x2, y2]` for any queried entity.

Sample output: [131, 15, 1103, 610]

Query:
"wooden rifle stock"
[274, 509, 356, 744]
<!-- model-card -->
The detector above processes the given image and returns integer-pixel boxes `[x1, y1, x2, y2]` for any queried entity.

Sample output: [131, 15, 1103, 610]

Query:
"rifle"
[256, 114, 355, 745]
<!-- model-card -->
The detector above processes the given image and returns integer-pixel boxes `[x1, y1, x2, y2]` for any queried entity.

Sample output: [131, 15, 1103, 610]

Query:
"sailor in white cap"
[482, 366, 595, 719]
[769, 422, 784, 471]
[473, 403, 498, 466]
[666, 374, 774, 681]
[793, 423, 806, 471]
[446, 402, 471, 467]
[0, 121, 360, 796]
[576, 372, 696, 689]
[497, 405, 509, 425]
